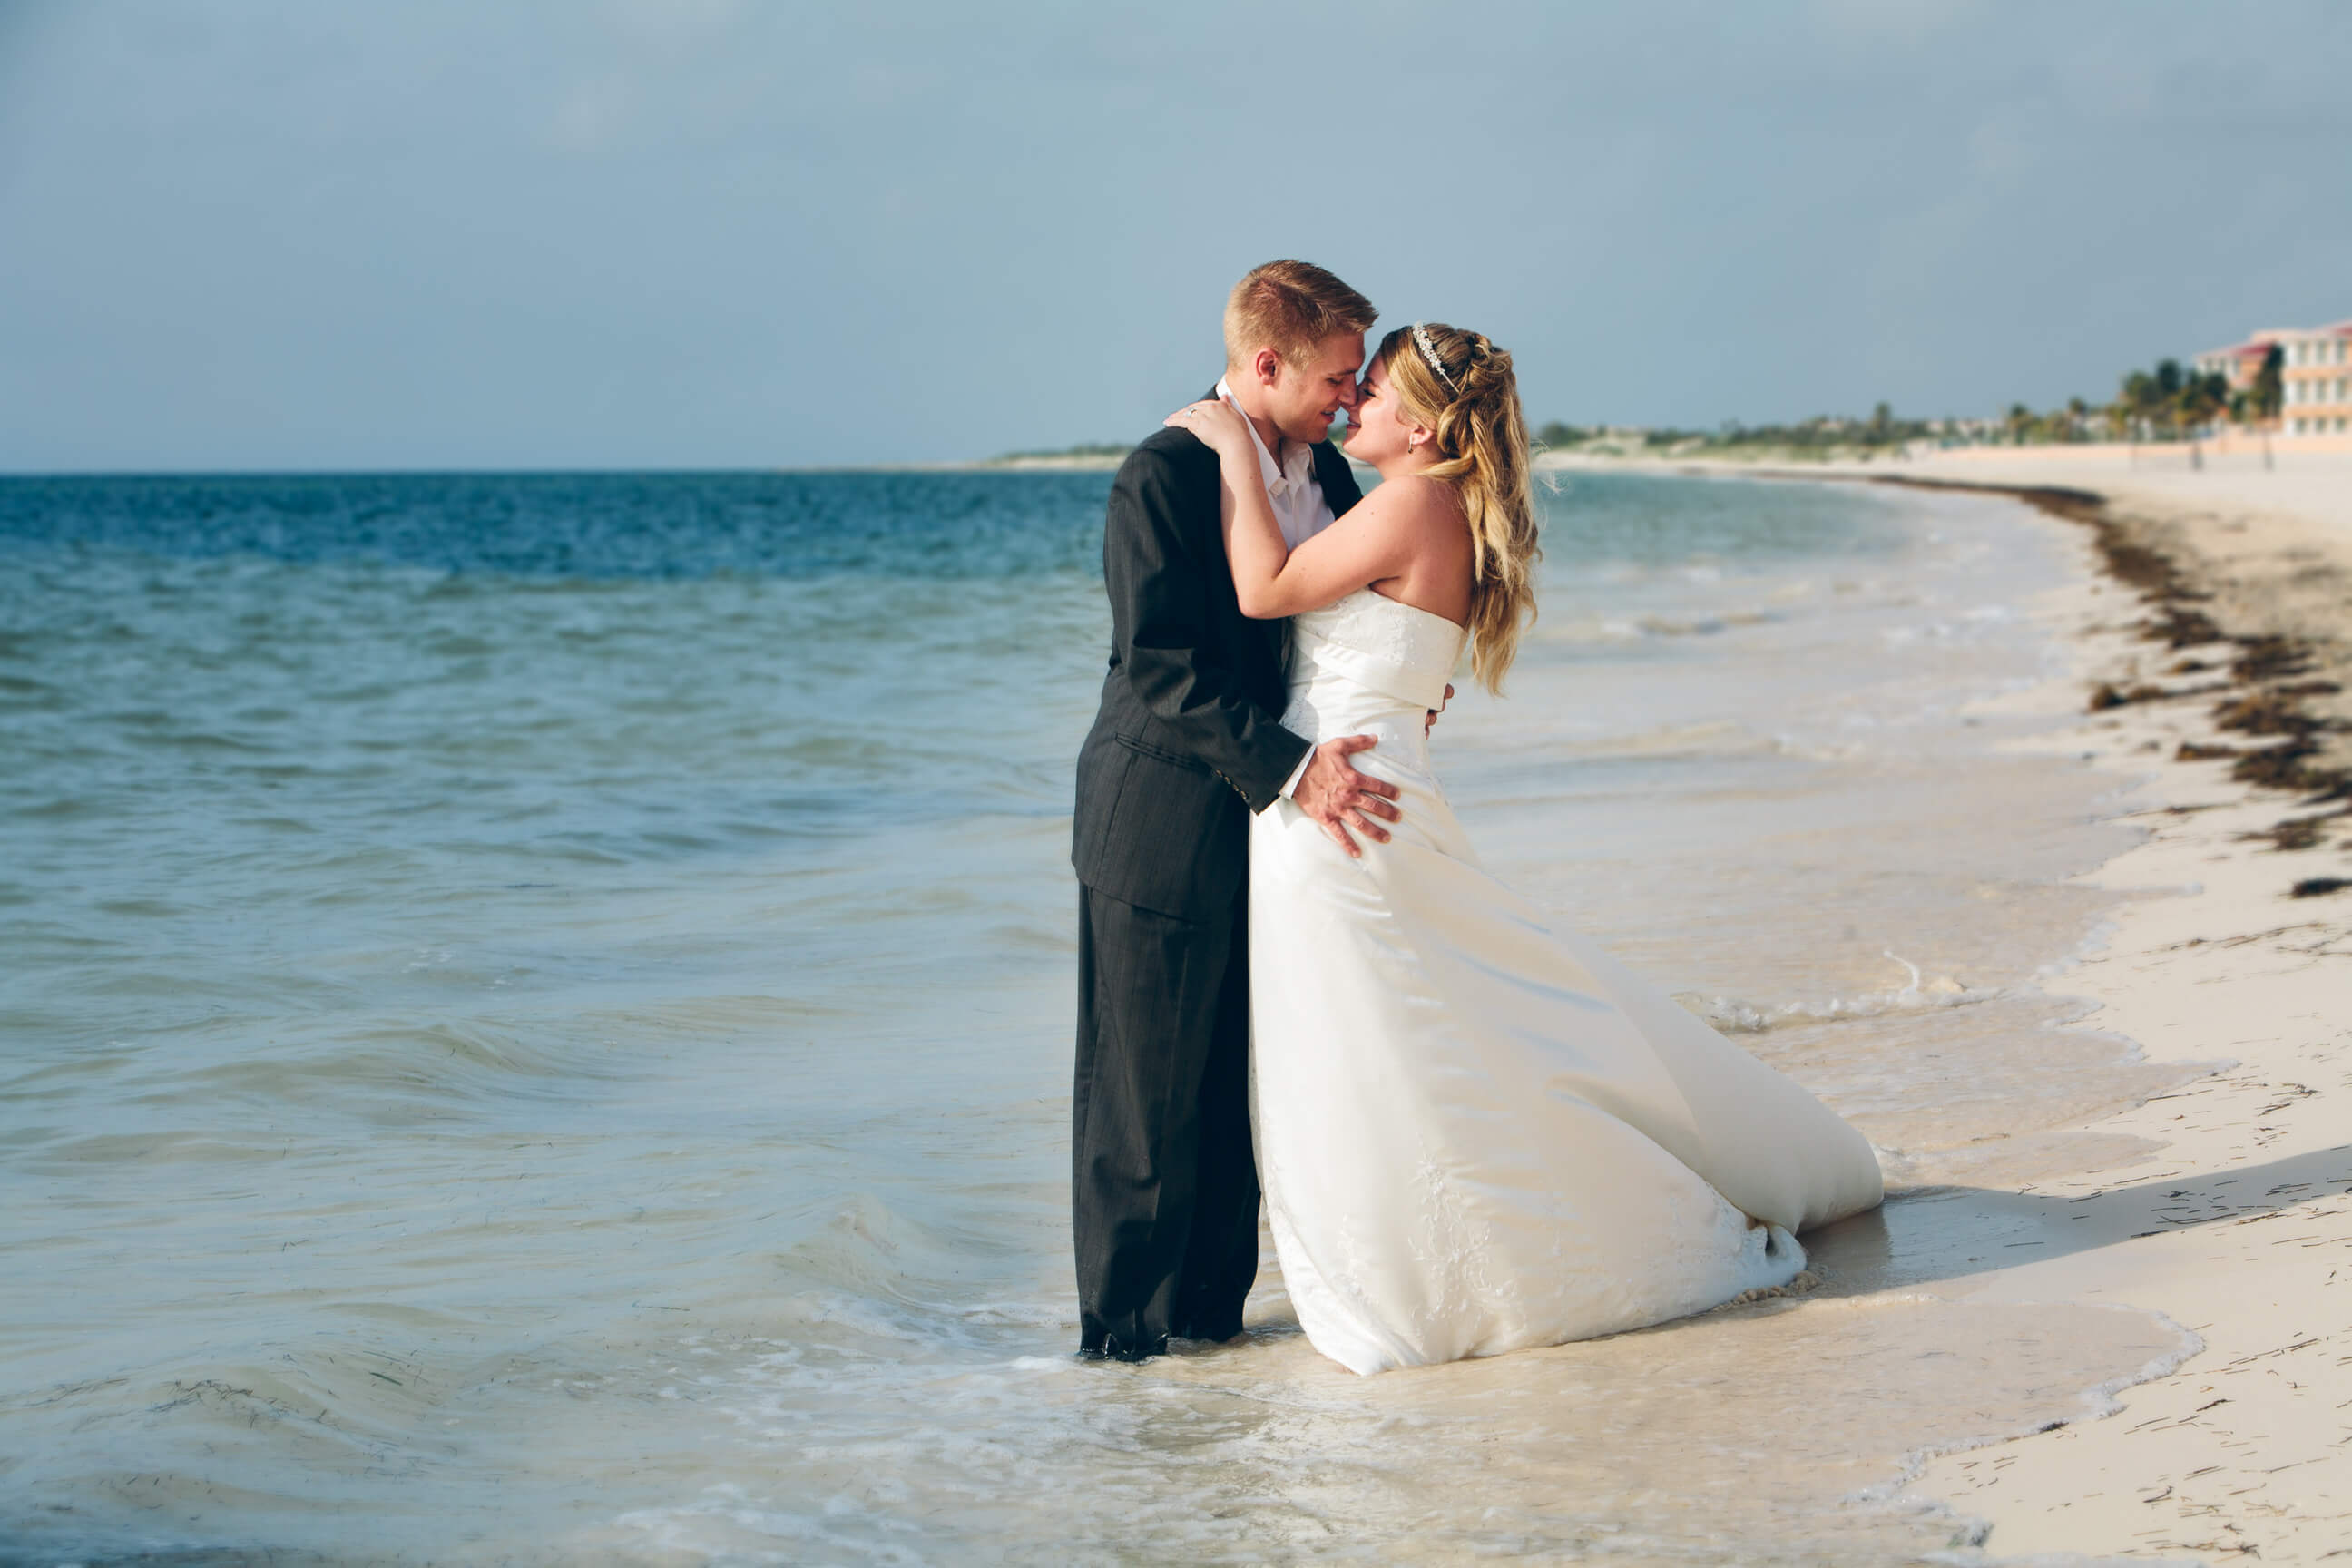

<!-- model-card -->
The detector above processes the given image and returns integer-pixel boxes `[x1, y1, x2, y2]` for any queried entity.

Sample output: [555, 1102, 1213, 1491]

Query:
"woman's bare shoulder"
[1370, 473, 1465, 523]
[1361, 476, 1468, 557]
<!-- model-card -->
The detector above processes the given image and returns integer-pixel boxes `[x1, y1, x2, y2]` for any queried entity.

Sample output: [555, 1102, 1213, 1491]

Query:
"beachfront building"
[2275, 321, 2352, 442]
[2190, 318, 2351, 453]
[2191, 338, 2274, 396]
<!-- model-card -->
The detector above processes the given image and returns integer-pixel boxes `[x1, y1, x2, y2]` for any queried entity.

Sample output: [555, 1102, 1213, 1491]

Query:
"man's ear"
[1250, 348, 1282, 387]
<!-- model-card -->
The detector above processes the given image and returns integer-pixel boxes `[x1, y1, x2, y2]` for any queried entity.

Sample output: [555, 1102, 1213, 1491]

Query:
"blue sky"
[1, 0, 2346, 470]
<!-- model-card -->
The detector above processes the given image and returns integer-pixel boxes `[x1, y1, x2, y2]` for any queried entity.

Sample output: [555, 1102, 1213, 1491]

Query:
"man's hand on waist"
[1292, 735, 1402, 858]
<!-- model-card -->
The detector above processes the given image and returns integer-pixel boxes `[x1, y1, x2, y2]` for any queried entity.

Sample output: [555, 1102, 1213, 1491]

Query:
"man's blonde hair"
[1222, 260, 1377, 370]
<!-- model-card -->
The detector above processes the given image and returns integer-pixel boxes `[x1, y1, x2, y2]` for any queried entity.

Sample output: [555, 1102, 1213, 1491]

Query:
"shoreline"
[1759, 458, 2352, 1557]
[1547, 453, 2351, 875]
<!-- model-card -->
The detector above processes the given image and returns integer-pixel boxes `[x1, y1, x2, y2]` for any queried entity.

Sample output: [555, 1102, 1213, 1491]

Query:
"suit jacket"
[1071, 411, 1366, 920]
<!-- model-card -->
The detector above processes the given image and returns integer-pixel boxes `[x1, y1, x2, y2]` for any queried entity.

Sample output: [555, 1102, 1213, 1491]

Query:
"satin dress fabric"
[1249, 590, 1886, 1375]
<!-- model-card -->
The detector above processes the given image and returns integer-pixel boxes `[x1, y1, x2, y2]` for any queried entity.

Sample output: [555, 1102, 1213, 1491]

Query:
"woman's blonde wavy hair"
[1377, 322, 1541, 692]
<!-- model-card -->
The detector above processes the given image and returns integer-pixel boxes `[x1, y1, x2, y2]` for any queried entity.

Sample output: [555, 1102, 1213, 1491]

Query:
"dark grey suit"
[1069, 415, 1364, 1358]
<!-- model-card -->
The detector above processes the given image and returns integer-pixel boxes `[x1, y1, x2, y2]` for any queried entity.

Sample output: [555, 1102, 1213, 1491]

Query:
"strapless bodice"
[1288, 589, 1467, 725]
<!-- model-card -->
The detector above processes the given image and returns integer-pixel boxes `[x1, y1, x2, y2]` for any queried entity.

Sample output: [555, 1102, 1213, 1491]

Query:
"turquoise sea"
[1, 469, 2183, 1563]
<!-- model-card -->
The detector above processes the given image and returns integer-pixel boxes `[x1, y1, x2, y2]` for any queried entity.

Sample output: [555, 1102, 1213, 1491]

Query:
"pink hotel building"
[2193, 319, 2352, 450]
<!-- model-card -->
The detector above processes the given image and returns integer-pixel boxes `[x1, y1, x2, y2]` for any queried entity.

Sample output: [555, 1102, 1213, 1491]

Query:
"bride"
[1166, 324, 1885, 1375]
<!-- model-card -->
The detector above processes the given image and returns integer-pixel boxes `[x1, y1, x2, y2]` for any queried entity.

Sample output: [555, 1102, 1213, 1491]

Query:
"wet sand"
[1898, 460, 2352, 1561]
[1561, 452, 2352, 1560]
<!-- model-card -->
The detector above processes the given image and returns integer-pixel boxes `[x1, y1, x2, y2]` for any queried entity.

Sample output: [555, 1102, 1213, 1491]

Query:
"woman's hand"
[1165, 399, 1254, 464]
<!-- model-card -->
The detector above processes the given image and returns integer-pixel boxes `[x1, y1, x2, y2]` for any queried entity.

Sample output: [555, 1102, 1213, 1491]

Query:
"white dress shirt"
[1214, 377, 1338, 550]
[1212, 377, 1336, 799]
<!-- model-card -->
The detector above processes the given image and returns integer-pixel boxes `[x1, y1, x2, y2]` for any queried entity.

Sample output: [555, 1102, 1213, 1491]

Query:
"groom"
[1069, 260, 1401, 1360]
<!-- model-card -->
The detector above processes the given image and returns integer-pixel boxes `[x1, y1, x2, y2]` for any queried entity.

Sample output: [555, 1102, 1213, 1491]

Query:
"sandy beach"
[1555, 450, 2352, 1560]
[1902, 457, 2352, 1563]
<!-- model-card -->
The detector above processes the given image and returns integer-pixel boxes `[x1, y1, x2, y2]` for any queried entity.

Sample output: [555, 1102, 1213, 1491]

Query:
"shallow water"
[1, 469, 2180, 1563]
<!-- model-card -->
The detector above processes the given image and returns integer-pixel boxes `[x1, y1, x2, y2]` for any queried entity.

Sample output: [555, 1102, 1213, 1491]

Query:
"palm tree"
[2251, 345, 2284, 424]
[2118, 369, 2158, 441]
[2175, 371, 2225, 435]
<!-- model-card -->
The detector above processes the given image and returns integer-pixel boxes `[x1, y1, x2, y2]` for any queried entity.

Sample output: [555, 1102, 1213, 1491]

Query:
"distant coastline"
[983, 316, 2347, 472]
[980, 443, 1132, 471]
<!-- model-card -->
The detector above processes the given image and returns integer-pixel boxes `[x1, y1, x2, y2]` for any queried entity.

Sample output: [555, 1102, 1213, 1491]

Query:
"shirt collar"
[1213, 377, 1317, 498]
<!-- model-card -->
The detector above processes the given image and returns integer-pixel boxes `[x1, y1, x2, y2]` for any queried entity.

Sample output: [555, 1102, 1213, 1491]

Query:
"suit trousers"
[1072, 881, 1260, 1357]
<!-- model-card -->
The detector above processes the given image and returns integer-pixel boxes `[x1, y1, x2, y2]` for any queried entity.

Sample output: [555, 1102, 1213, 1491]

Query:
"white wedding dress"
[1250, 589, 1885, 1375]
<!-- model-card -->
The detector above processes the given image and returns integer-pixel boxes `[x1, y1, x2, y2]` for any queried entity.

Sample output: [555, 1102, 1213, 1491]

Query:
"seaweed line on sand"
[1873, 475, 2352, 897]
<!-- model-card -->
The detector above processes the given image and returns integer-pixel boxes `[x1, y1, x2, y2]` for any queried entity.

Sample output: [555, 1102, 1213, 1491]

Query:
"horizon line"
[0, 461, 1094, 480]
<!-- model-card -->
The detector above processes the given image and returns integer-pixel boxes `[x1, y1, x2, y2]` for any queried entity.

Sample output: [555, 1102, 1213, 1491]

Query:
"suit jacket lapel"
[1189, 389, 1353, 681]
[1311, 439, 1364, 517]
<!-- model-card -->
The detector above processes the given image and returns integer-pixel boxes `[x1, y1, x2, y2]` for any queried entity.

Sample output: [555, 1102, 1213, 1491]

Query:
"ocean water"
[1, 468, 2184, 1564]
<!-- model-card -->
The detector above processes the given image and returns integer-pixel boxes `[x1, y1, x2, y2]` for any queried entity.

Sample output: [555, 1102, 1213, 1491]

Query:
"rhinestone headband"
[1410, 322, 1461, 396]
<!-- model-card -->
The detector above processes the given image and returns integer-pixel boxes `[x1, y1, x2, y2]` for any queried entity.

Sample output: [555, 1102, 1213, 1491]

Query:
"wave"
[1678, 949, 2000, 1034]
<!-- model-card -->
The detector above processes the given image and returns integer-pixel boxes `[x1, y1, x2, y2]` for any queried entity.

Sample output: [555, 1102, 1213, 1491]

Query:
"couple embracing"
[1070, 260, 1883, 1376]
